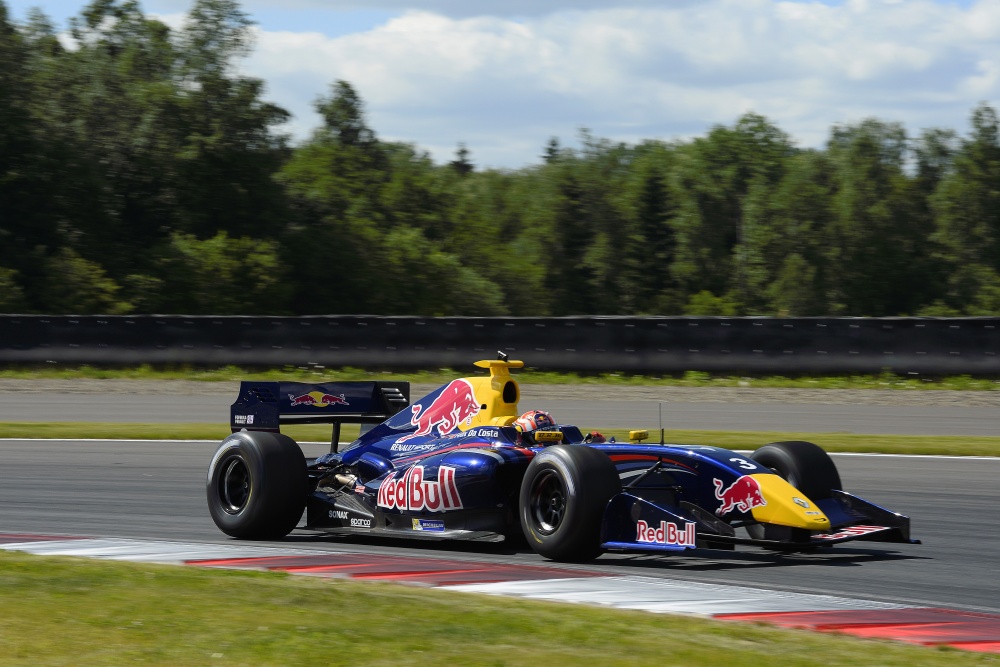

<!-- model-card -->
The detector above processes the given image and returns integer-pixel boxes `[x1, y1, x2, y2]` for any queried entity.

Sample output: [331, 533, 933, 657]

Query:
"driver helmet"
[514, 410, 555, 432]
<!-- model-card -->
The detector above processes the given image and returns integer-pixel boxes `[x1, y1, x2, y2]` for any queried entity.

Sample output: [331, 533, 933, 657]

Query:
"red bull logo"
[288, 393, 317, 406]
[398, 379, 480, 442]
[636, 520, 696, 547]
[287, 391, 350, 408]
[713, 476, 767, 515]
[377, 465, 463, 513]
[320, 393, 349, 406]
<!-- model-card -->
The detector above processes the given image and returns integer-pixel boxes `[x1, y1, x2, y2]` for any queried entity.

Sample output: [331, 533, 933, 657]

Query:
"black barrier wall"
[0, 315, 998, 375]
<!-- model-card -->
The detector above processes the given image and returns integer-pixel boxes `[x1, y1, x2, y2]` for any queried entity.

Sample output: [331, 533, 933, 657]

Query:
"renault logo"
[793, 497, 810, 508]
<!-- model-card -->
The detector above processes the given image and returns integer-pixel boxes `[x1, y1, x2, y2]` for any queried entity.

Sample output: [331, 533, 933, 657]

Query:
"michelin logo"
[412, 518, 445, 532]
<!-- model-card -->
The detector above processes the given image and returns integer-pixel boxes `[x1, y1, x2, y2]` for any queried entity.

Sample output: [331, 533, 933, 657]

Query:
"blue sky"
[4, 0, 999, 168]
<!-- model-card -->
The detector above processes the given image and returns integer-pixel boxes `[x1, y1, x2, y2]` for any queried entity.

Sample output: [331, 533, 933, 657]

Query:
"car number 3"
[729, 457, 757, 470]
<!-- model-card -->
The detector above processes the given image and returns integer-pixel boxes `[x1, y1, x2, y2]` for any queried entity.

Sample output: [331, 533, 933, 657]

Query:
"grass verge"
[3, 364, 1000, 391]
[2, 422, 999, 456]
[0, 551, 989, 666]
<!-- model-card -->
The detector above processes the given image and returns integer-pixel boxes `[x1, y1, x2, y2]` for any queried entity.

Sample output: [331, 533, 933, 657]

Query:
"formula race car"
[207, 358, 918, 561]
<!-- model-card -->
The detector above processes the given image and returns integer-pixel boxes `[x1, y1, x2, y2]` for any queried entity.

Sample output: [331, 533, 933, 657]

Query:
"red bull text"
[398, 379, 479, 442]
[377, 465, 463, 513]
[713, 476, 767, 515]
[636, 520, 696, 547]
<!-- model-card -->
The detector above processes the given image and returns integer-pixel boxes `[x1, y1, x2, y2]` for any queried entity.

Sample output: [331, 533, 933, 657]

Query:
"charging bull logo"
[397, 379, 480, 442]
[377, 465, 463, 513]
[288, 392, 350, 408]
[714, 476, 767, 515]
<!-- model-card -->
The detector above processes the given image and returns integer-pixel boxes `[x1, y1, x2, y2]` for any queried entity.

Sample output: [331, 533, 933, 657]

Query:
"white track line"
[0, 538, 327, 564]
[445, 576, 909, 615]
[1, 537, 914, 616]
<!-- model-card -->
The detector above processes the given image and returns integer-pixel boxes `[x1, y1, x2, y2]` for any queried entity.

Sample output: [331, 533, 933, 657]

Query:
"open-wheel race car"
[207, 358, 918, 561]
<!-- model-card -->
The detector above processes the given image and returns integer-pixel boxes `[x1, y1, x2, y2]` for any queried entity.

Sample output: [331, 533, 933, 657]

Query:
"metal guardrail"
[1, 315, 998, 375]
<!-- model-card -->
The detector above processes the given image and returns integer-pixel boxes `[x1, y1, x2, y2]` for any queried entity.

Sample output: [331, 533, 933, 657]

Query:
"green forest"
[2, 0, 999, 318]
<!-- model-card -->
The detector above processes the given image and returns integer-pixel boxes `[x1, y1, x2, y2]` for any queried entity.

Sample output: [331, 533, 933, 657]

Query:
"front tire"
[207, 431, 307, 539]
[747, 441, 841, 544]
[519, 445, 620, 562]
[750, 440, 841, 500]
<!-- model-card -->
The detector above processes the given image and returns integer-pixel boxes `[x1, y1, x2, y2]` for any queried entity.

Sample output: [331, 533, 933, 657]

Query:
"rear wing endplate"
[230, 380, 409, 452]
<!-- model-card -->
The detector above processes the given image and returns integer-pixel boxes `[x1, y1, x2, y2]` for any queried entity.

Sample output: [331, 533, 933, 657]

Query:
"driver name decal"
[377, 465, 463, 513]
[636, 520, 696, 547]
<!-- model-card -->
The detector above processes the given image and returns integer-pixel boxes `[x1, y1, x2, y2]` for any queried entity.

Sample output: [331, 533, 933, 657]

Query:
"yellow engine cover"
[460, 359, 523, 430]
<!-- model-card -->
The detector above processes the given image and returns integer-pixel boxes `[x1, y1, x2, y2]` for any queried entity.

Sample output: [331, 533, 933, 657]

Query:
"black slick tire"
[519, 445, 620, 562]
[750, 440, 842, 500]
[207, 431, 307, 540]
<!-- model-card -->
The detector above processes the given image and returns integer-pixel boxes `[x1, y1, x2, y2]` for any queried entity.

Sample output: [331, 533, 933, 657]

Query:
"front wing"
[600, 489, 919, 552]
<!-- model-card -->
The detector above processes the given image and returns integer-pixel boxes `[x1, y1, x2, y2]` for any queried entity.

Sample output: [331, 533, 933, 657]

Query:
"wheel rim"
[529, 469, 566, 535]
[219, 455, 251, 514]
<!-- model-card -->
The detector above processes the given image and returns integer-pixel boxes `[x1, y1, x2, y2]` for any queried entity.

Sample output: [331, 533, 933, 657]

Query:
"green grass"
[4, 364, 1000, 391]
[2, 422, 999, 456]
[0, 551, 991, 666]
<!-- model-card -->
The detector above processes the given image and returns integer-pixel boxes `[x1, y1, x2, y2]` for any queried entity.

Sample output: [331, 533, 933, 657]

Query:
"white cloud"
[148, 11, 188, 30]
[239, 0, 704, 18]
[238, 0, 1000, 168]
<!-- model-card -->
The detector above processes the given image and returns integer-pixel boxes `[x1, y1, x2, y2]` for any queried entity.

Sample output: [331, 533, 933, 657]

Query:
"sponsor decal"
[233, 414, 254, 425]
[636, 520, 696, 547]
[397, 379, 479, 442]
[354, 484, 366, 494]
[793, 497, 810, 508]
[329, 510, 371, 528]
[288, 392, 350, 408]
[390, 442, 438, 452]
[713, 476, 767, 515]
[412, 518, 446, 532]
[805, 511, 822, 516]
[813, 525, 889, 541]
[533, 430, 563, 443]
[377, 465, 463, 513]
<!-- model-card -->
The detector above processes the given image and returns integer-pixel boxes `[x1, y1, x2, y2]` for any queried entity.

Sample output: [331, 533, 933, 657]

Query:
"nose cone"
[748, 474, 830, 529]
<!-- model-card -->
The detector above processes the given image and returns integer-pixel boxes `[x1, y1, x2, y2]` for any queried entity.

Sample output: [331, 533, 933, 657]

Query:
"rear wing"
[230, 380, 409, 452]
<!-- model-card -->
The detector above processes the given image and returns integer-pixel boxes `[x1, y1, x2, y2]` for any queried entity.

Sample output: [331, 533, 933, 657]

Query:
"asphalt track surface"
[4, 390, 1000, 435]
[1, 438, 997, 614]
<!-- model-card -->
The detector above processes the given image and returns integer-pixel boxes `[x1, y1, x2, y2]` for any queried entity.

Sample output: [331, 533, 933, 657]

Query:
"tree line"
[2, 0, 1000, 317]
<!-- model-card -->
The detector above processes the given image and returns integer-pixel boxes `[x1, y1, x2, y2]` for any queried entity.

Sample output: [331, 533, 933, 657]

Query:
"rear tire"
[207, 431, 307, 539]
[519, 445, 620, 562]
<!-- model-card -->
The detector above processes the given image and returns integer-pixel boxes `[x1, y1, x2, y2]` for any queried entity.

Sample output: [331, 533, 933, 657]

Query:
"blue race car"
[207, 358, 917, 561]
